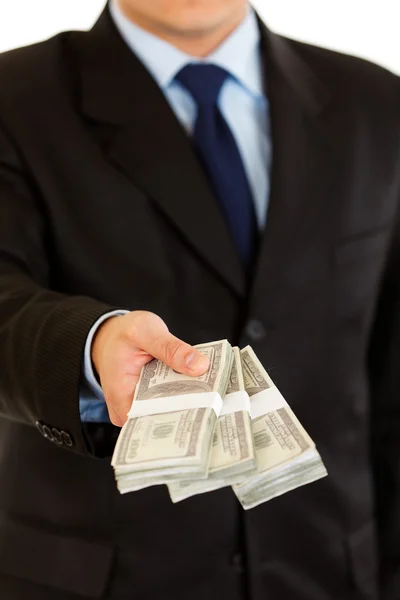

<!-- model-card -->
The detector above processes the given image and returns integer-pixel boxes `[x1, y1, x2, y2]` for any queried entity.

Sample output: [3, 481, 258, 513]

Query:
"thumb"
[151, 333, 209, 376]
[133, 314, 209, 376]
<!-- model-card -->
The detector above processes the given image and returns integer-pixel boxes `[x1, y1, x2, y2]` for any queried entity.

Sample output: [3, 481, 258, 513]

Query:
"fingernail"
[185, 353, 208, 372]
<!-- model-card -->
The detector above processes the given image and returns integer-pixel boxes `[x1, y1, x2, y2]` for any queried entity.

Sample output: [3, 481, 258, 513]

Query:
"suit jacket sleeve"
[369, 190, 400, 599]
[0, 120, 118, 456]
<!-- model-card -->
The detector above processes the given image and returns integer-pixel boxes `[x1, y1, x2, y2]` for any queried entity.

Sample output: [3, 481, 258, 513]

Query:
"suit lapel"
[250, 24, 339, 314]
[76, 7, 245, 296]
[75, 7, 339, 304]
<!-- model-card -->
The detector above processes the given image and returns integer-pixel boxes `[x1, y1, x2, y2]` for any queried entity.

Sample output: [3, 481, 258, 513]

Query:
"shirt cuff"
[83, 310, 129, 398]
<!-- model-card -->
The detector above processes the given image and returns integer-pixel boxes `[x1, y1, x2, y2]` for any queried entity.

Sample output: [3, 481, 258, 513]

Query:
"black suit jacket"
[0, 6, 399, 600]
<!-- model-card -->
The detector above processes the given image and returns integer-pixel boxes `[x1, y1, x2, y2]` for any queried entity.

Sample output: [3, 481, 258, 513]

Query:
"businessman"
[0, 0, 399, 599]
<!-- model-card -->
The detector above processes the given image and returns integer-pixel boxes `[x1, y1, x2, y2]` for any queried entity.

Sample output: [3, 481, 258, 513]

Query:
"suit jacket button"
[229, 552, 245, 574]
[42, 425, 54, 442]
[35, 421, 45, 436]
[61, 431, 74, 447]
[245, 319, 266, 342]
[52, 428, 63, 445]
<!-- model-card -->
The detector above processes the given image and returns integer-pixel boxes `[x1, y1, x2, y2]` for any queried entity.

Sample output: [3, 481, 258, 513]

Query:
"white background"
[0, 0, 399, 75]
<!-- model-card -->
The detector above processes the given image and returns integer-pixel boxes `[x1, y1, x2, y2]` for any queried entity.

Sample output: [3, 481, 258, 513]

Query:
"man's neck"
[116, 2, 248, 58]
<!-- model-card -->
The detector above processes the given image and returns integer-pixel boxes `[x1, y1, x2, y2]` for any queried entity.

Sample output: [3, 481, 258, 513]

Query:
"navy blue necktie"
[176, 64, 256, 266]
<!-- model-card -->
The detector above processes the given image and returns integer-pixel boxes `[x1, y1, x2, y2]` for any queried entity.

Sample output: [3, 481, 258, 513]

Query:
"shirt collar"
[109, 0, 264, 98]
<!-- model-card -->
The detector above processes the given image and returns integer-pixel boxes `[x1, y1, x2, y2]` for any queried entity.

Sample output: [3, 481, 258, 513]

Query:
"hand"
[91, 311, 209, 427]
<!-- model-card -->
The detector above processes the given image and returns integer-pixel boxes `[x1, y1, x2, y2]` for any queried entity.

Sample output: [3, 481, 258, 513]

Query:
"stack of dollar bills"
[111, 341, 328, 509]
[111, 340, 233, 493]
[233, 347, 328, 509]
[168, 347, 257, 502]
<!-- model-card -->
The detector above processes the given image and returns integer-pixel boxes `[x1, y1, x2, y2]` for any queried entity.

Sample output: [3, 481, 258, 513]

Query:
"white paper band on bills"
[250, 386, 288, 419]
[128, 391, 223, 419]
[220, 391, 251, 416]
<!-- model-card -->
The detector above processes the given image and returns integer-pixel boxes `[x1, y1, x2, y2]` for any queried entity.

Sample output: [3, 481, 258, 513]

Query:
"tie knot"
[175, 63, 229, 106]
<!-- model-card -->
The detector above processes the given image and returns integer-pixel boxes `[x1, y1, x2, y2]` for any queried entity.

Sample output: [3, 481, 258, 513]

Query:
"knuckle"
[109, 413, 121, 426]
[128, 311, 165, 343]
[128, 314, 146, 342]
[164, 338, 184, 365]
[108, 406, 122, 426]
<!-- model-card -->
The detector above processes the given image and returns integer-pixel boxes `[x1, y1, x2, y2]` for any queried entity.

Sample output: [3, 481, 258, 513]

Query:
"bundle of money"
[111, 340, 232, 494]
[233, 347, 327, 510]
[168, 347, 257, 503]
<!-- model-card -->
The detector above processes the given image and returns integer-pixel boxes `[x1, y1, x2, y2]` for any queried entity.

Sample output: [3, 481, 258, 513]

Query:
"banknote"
[169, 347, 256, 502]
[134, 340, 232, 402]
[111, 340, 327, 506]
[233, 346, 327, 509]
[112, 340, 232, 493]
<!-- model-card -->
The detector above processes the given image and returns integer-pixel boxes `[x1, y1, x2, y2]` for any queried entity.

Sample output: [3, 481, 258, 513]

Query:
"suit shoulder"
[285, 37, 400, 110]
[0, 31, 85, 116]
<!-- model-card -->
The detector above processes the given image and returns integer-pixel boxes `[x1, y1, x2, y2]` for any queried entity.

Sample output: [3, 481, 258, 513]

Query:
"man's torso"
[0, 7, 399, 599]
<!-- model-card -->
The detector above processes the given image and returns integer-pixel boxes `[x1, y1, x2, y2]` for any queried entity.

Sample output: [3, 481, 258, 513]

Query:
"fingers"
[130, 312, 209, 376]
[99, 311, 210, 426]
[104, 375, 139, 427]
[107, 403, 124, 427]
[103, 375, 126, 426]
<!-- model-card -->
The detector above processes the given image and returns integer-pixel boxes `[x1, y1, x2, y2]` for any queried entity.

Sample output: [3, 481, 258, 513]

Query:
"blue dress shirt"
[80, 0, 272, 423]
